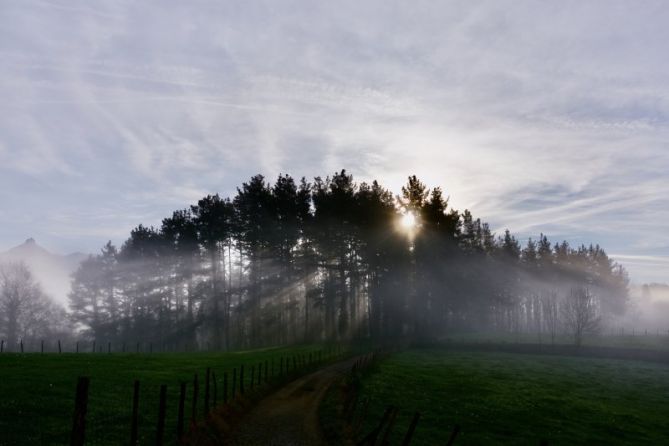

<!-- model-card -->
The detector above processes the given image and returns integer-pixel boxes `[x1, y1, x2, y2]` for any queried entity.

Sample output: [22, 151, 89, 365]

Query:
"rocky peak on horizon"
[1, 238, 89, 307]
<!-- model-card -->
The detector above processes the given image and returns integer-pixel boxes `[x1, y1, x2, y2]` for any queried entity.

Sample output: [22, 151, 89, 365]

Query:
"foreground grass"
[0, 345, 326, 445]
[352, 349, 669, 445]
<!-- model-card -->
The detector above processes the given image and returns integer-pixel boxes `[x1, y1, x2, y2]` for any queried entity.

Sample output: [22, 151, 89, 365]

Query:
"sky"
[1, 0, 668, 284]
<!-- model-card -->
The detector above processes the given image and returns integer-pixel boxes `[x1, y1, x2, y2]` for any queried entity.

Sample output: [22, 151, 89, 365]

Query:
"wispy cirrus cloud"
[1, 0, 668, 283]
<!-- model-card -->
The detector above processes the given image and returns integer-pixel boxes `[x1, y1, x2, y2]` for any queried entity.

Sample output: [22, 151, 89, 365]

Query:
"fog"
[59, 173, 634, 350]
[2, 174, 665, 353]
[622, 284, 669, 334]
[0, 238, 86, 306]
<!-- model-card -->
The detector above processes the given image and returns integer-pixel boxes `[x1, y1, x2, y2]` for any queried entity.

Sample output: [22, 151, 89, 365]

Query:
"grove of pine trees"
[68, 171, 630, 349]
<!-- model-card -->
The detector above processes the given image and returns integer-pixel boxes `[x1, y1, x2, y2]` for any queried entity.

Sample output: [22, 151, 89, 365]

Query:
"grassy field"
[349, 349, 669, 445]
[0, 345, 329, 445]
[447, 331, 669, 351]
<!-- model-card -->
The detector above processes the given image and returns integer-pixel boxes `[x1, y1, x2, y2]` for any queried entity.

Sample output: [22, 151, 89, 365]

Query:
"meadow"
[449, 331, 669, 351]
[3, 338, 669, 445]
[0, 345, 326, 445]
[349, 348, 669, 445]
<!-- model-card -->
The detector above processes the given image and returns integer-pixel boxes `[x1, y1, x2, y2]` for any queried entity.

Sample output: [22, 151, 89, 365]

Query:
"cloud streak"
[1, 0, 668, 284]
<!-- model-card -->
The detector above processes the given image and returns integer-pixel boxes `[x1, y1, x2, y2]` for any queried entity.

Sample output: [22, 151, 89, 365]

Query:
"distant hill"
[0, 238, 88, 307]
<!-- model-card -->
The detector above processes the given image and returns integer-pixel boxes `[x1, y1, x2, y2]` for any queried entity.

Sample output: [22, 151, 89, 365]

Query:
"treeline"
[67, 171, 629, 349]
[0, 262, 70, 348]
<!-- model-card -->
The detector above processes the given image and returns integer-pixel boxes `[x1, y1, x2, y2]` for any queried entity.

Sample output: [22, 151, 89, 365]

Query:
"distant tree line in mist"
[0, 262, 70, 348]
[1, 171, 629, 350]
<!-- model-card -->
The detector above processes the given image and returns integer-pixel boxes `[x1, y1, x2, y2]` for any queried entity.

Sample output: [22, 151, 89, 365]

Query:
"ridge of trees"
[65, 171, 629, 349]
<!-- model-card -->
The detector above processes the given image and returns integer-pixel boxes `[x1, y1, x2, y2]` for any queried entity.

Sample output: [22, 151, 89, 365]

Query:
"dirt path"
[229, 357, 357, 446]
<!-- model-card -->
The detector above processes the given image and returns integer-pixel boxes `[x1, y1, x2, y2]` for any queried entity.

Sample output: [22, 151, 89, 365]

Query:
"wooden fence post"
[204, 368, 211, 415]
[1, 339, 4, 353]
[250, 365, 255, 390]
[177, 382, 186, 442]
[58, 340, 62, 354]
[156, 384, 167, 446]
[41, 340, 44, 354]
[76, 342, 79, 353]
[212, 371, 218, 407]
[380, 407, 399, 445]
[130, 380, 140, 446]
[232, 368, 237, 399]
[358, 406, 393, 445]
[223, 371, 228, 403]
[20, 339, 23, 353]
[70, 376, 90, 446]
[445, 425, 461, 446]
[354, 397, 371, 435]
[400, 412, 421, 446]
[240, 365, 245, 395]
[191, 374, 199, 426]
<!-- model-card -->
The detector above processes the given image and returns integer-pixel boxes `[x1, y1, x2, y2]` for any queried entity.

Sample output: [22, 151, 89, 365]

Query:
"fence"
[0, 339, 236, 354]
[334, 352, 553, 446]
[0, 345, 347, 446]
[2, 327, 669, 354]
[66, 347, 341, 445]
[333, 351, 427, 445]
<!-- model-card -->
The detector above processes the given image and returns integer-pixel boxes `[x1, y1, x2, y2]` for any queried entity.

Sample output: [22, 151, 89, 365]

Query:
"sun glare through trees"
[400, 211, 417, 232]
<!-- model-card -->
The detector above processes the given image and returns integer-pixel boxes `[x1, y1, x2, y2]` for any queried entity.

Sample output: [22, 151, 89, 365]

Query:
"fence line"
[338, 351, 556, 446]
[59, 346, 345, 445]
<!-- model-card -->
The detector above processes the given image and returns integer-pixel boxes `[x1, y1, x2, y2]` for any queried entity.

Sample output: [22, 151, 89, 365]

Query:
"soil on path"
[229, 357, 357, 446]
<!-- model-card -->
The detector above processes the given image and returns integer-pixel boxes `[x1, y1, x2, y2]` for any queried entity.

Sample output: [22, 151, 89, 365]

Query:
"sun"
[400, 212, 417, 230]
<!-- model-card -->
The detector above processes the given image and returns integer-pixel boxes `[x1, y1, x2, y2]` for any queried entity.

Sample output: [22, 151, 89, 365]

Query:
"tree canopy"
[68, 171, 629, 349]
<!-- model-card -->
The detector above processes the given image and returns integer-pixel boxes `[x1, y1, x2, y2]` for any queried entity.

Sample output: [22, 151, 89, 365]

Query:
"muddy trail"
[227, 357, 358, 446]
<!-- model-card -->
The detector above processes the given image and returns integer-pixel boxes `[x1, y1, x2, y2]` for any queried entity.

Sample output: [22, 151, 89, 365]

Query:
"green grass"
[0, 346, 328, 445]
[352, 349, 669, 445]
[448, 331, 669, 351]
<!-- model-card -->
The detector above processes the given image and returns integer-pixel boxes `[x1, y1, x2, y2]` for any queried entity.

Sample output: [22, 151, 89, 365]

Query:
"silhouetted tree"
[562, 287, 600, 346]
[66, 170, 630, 349]
[2, 262, 67, 349]
[191, 194, 235, 349]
